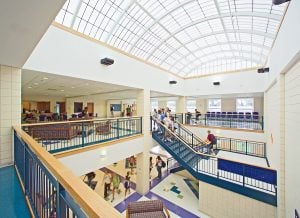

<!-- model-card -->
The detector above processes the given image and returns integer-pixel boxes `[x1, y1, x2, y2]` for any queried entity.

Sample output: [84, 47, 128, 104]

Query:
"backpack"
[162, 160, 166, 168]
[124, 180, 130, 189]
[212, 135, 217, 145]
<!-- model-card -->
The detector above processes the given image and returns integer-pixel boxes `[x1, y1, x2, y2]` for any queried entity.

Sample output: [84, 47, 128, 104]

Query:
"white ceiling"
[0, 0, 66, 67]
[22, 70, 138, 99]
[22, 70, 182, 100]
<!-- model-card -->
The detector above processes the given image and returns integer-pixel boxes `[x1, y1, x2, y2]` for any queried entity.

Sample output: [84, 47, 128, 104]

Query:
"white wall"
[198, 181, 276, 218]
[266, 0, 300, 87]
[23, 25, 185, 96]
[0, 65, 21, 166]
[264, 81, 280, 170]
[59, 137, 144, 176]
[284, 60, 300, 218]
[184, 70, 267, 96]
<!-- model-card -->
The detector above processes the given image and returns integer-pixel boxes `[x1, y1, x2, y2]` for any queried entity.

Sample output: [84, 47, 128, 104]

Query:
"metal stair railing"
[152, 120, 277, 206]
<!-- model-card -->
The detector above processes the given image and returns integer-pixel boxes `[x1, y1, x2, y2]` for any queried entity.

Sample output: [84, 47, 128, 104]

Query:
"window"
[236, 98, 254, 113]
[186, 100, 196, 112]
[207, 99, 221, 112]
[167, 100, 176, 113]
[151, 101, 158, 112]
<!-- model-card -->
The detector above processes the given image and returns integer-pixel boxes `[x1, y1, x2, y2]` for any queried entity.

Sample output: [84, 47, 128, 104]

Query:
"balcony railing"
[22, 117, 142, 153]
[215, 136, 266, 158]
[14, 126, 121, 218]
[183, 113, 264, 130]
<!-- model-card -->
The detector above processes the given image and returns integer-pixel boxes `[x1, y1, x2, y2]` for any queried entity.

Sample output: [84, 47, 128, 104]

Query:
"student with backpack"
[155, 156, 166, 179]
[205, 130, 217, 155]
[124, 171, 131, 197]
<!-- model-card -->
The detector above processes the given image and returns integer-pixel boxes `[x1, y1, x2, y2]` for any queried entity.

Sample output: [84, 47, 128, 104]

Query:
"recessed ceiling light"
[61, 90, 64, 92]
[85, 83, 89, 85]
[65, 95, 69, 97]
[43, 77, 48, 80]
[71, 86, 75, 89]
[28, 86, 32, 89]
[34, 83, 39, 85]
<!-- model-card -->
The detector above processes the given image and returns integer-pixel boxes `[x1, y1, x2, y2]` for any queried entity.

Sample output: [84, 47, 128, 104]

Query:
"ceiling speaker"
[257, 67, 269, 73]
[169, 80, 177, 84]
[100, 58, 114, 65]
[213, 82, 220, 86]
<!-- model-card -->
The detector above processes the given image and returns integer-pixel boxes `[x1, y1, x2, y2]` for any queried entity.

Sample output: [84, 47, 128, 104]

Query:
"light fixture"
[43, 77, 48, 80]
[34, 83, 39, 85]
[71, 86, 75, 89]
[61, 90, 64, 92]
[28, 86, 32, 89]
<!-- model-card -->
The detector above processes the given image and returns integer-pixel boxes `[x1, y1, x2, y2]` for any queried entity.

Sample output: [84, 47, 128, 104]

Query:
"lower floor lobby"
[80, 146, 209, 218]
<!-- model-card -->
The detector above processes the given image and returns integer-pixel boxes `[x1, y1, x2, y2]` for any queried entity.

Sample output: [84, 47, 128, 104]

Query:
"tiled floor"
[0, 166, 30, 218]
[83, 150, 208, 218]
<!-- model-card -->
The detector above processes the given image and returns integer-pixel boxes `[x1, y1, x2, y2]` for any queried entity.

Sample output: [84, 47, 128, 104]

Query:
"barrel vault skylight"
[55, 0, 288, 77]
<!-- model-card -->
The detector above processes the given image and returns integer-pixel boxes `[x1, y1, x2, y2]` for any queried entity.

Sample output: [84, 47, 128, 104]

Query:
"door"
[74, 102, 83, 113]
[87, 102, 94, 114]
[59, 102, 66, 113]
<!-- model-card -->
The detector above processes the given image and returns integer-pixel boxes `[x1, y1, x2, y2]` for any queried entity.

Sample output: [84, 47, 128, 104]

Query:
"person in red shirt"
[205, 130, 215, 155]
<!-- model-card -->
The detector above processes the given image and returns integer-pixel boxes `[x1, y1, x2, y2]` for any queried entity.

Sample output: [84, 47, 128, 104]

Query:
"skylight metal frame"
[55, 0, 288, 78]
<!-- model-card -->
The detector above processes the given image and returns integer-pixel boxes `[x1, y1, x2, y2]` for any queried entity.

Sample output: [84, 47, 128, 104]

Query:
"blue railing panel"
[218, 158, 277, 185]
[14, 130, 87, 218]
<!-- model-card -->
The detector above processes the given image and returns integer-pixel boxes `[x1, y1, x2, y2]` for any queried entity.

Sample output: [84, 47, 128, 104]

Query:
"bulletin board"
[110, 104, 121, 111]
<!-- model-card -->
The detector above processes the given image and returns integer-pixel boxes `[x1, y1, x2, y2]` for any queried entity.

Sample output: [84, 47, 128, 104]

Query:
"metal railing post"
[117, 119, 120, 139]
[56, 182, 61, 218]
[246, 140, 248, 155]
[204, 114, 207, 126]
[261, 116, 264, 130]
[191, 134, 194, 148]
[230, 138, 232, 152]
[81, 122, 85, 147]
[243, 166, 245, 187]
[140, 117, 143, 134]
[264, 142, 267, 158]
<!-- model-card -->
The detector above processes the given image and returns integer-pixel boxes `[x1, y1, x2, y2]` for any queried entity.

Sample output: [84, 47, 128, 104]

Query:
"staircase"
[152, 120, 277, 206]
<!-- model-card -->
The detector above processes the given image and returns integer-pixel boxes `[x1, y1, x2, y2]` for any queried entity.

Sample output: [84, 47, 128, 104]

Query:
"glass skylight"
[56, 0, 288, 77]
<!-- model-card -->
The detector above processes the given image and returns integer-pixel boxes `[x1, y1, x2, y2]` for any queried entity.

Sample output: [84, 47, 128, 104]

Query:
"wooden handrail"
[163, 206, 171, 218]
[21, 116, 141, 127]
[175, 121, 205, 143]
[14, 126, 122, 218]
[154, 119, 216, 158]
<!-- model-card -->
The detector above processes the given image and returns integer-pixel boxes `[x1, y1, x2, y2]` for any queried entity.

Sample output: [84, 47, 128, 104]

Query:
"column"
[176, 96, 186, 123]
[135, 89, 151, 195]
[278, 74, 285, 217]
[0, 65, 21, 167]
[176, 96, 186, 113]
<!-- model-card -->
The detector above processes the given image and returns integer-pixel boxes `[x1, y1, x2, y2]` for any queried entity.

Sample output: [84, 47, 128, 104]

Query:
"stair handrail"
[153, 118, 275, 171]
[153, 118, 216, 158]
[175, 120, 206, 144]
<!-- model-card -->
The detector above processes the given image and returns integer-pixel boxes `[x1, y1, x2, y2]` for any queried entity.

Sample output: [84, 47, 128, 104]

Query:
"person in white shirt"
[102, 170, 112, 200]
